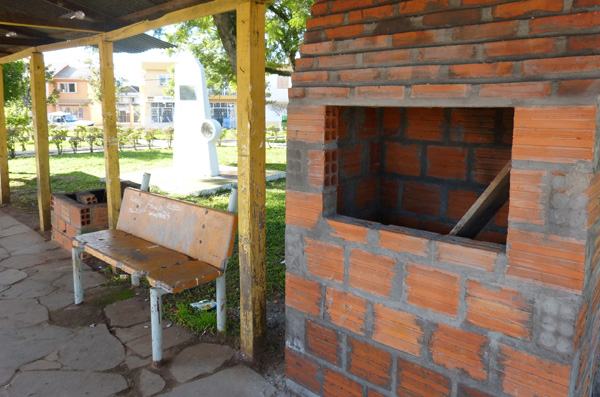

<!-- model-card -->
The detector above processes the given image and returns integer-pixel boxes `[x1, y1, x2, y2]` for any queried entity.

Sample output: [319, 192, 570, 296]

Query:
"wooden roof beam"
[0, 11, 119, 33]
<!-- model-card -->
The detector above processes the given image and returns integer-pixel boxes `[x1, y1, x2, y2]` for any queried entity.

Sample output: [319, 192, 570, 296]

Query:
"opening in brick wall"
[335, 106, 514, 245]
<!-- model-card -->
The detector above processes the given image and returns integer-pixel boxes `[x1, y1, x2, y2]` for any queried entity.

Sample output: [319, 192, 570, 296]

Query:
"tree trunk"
[213, 12, 237, 77]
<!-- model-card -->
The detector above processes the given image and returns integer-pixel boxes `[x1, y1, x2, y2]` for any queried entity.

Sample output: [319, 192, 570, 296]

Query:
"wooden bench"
[72, 188, 237, 364]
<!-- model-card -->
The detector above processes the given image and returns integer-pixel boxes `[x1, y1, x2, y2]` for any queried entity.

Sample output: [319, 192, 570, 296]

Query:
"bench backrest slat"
[117, 188, 237, 271]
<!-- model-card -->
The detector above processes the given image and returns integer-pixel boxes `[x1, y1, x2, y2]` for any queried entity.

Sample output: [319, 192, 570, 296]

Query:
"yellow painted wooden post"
[0, 65, 10, 204]
[99, 40, 121, 228]
[30, 53, 51, 231]
[236, 0, 267, 358]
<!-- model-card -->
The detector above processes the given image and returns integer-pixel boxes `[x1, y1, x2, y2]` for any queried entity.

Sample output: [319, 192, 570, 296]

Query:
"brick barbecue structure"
[284, 1, 600, 396]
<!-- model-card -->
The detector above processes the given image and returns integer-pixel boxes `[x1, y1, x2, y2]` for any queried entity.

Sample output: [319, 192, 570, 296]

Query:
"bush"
[143, 128, 157, 149]
[163, 127, 174, 148]
[49, 125, 69, 155]
[131, 127, 143, 150]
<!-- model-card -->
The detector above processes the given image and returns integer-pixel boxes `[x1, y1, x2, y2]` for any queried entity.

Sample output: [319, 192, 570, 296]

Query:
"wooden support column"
[99, 40, 121, 229]
[0, 64, 10, 204]
[30, 52, 51, 231]
[236, 0, 267, 359]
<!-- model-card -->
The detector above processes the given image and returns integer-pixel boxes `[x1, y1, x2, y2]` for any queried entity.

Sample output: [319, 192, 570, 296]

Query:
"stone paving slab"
[161, 365, 277, 397]
[6, 370, 129, 397]
[0, 250, 69, 270]
[169, 343, 236, 383]
[0, 279, 57, 299]
[105, 296, 151, 327]
[0, 268, 27, 286]
[0, 231, 46, 253]
[127, 326, 193, 358]
[0, 325, 74, 369]
[60, 324, 125, 371]
[139, 369, 166, 396]
[0, 299, 48, 329]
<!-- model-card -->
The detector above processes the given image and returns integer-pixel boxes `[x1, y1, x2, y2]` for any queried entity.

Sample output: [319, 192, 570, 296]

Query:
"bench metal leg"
[72, 247, 84, 305]
[131, 273, 140, 287]
[216, 275, 226, 332]
[150, 287, 168, 365]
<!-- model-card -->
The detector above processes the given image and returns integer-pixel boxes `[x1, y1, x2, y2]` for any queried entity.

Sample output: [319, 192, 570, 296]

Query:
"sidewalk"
[0, 211, 280, 397]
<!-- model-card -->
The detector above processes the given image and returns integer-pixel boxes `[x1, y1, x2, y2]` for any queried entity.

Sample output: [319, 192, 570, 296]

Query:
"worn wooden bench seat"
[72, 188, 237, 365]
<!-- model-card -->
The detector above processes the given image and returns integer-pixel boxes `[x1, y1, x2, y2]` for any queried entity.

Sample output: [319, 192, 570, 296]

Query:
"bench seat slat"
[147, 261, 222, 294]
[75, 229, 196, 276]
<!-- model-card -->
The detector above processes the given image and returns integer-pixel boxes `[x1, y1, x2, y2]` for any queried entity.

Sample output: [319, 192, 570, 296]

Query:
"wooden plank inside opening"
[449, 161, 511, 239]
[99, 41, 121, 229]
[30, 52, 51, 231]
[237, 0, 267, 359]
[0, 64, 10, 204]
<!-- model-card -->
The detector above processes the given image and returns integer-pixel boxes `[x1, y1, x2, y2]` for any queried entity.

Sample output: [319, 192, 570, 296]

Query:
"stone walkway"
[0, 212, 278, 397]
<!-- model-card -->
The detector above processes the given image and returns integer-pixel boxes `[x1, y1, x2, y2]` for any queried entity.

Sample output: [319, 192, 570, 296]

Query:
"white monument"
[173, 55, 222, 177]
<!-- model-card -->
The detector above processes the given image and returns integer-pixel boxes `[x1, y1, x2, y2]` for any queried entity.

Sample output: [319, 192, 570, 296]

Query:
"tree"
[2, 61, 28, 104]
[84, 58, 125, 103]
[165, 0, 311, 91]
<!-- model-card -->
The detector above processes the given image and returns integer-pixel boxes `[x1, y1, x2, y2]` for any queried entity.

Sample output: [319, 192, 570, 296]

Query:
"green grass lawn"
[7, 146, 287, 335]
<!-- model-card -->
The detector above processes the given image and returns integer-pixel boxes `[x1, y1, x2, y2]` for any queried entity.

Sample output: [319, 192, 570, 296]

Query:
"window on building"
[151, 102, 174, 123]
[210, 102, 235, 127]
[60, 106, 84, 119]
[59, 82, 77, 93]
[158, 75, 171, 87]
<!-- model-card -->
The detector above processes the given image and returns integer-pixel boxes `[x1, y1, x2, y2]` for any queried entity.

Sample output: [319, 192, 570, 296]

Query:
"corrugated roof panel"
[0, 0, 69, 18]
[112, 33, 175, 54]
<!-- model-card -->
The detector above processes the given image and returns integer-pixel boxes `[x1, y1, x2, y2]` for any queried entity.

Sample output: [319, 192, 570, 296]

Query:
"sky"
[43, 47, 178, 87]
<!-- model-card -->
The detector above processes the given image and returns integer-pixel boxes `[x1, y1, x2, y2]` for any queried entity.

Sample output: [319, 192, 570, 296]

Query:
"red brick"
[306, 14, 345, 30]
[397, 0, 450, 15]
[328, 219, 368, 243]
[473, 148, 512, 184]
[393, 30, 440, 47]
[403, 181, 442, 216]
[311, 2, 328, 15]
[427, 146, 467, 179]
[574, 0, 600, 5]
[355, 178, 377, 210]
[306, 320, 339, 365]
[406, 263, 460, 317]
[357, 107, 378, 138]
[507, 229, 586, 293]
[437, 240, 499, 271]
[325, 24, 364, 40]
[447, 189, 478, 220]
[381, 178, 399, 208]
[287, 105, 326, 142]
[406, 107, 444, 141]
[369, 142, 381, 174]
[65, 223, 78, 238]
[484, 37, 556, 58]
[513, 106, 596, 163]
[325, 287, 367, 335]
[419, 44, 476, 61]
[493, 0, 563, 19]
[56, 217, 67, 233]
[379, 229, 428, 257]
[382, 107, 401, 137]
[337, 35, 390, 53]
[454, 20, 519, 41]
[93, 206, 108, 225]
[479, 82, 551, 98]
[348, 338, 391, 387]
[465, 280, 533, 339]
[341, 145, 362, 177]
[300, 41, 336, 56]
[286, 191, 322, 229]
[450, 62, 513, 79]
[286, 273, 321, 316]
[317, 54, 358, 68]
[367, 390, 386, 397]
[422, 221, 453, 235]
[523, 55, 600, 76]
[292, 71, 328, 84]
[508, 169, 547, 226]
[423, 8, 480, 26]
[569, 34, 600, 51]
[494, 201, 510, 228]
[286, 348, 320, 393]
[431, 324, 488, 380]
[530, 11, 600, 35]
[450, 108, 498, 143]
[349, 249, 396, 297]
[363, 49, 411, 65]
[411, 84, 469, 99]
[348, 5, 395, 23]
[288, 87, 305, 99]
[462, 0, 503, 4]
[331, 0, 373, 13]
[397, 358, 451, 397]
[323, 368, 363, 397]
[355, 86, 405, 100]
[457, 384, 494, 397]
[307, 150, 325, 187]
[498, 345, 571, 397]
[339, 68, 381, 83]
[388, 65, 440, 80]
[385, 143, 420, 176]
[559, 79, 600, 97]
[373, 304, 423, 356]
[305, 238, 345, 283]
[307, 87, 350, 99]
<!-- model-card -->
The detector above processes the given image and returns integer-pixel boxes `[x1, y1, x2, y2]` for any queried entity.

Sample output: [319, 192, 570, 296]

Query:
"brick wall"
[285, 1, 600, 396]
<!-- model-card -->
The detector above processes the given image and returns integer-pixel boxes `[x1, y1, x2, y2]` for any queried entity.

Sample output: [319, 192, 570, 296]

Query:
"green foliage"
[49, 125, 69, 154]
[168, 303, 217, 332]
[84, 58, 125, 103]
[5, 103, 31, 158]
[165, 0, 311, 91]
[131, 127, 143, 150]
[3, 61, 28, 104]
[143, 128, 158, 149]
[163, 126, 174, 148]
[83, 126, 103, 152]
[68, 128, 84, 153]
[117, 126, 129, 151]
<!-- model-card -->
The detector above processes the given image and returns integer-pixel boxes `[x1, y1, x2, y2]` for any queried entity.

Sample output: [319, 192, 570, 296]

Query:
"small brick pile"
[285, 1, 600, 396]
[50, 191, 108, 253]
